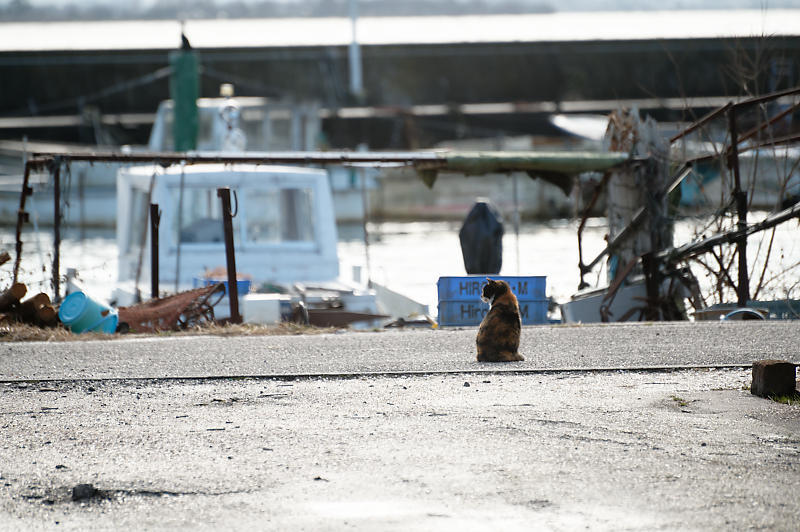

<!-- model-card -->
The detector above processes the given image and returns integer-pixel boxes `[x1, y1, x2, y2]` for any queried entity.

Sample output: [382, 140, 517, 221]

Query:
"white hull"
[560, 281, 648, 323]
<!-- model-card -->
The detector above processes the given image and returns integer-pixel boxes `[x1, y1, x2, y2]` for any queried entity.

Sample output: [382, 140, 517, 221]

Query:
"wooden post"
[728, 108, 749, 307]
[217, 187, 242, 324]
[642, 252, 661, 321]
[51, 158, 62, 304]
[150, 203, 161, 300]
[605, 111, 671, 285]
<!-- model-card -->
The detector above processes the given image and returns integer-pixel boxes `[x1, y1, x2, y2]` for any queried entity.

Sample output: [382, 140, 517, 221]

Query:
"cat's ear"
[485, 277, 493, 282]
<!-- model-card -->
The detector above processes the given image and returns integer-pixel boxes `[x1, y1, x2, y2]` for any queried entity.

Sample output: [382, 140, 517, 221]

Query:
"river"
[2, 215, 798, 318]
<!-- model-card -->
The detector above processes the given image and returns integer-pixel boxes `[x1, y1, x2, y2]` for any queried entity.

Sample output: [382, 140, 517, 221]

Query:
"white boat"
[117, 164, 338, 287]
[559, 281, 648, 324]
[112, 162, 411, 327]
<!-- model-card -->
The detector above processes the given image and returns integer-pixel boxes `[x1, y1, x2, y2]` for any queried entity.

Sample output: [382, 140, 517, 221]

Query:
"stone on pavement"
[751, 359, 798, 397]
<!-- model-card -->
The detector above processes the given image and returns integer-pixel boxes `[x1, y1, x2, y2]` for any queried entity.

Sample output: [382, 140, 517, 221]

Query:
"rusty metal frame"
[577, 162, 692, 287]
[570, 85, 800, 320]
[669, 86, 800, 143]
[22, 151, 445, 172]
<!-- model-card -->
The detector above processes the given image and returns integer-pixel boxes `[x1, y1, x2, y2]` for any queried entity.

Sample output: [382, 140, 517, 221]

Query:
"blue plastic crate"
[438, 299, 548, 326]
[193, 277, 252, 296]
[436, 275, 546, 302]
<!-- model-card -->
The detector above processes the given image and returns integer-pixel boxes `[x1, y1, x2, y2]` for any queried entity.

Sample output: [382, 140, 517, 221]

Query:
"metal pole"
[51, 158, 62, 304]
[217, 187, 242, 324]
[359, 168, 371, 285]
[13, 162, 33, 284]
[728, 108, 749, 306]
[348, 0, 363, 100]
[513, 172, 520, 274]
[149, 203, 160, 300]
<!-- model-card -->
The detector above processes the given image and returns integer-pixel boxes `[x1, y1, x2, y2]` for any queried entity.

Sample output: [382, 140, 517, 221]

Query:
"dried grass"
[0, 321, 340, 342]
[169, 322, 339, 337]
[0, 324, 81, 342]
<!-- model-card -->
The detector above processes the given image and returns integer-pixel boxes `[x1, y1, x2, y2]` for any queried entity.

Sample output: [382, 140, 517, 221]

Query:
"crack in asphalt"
[20, 486, 253, 506]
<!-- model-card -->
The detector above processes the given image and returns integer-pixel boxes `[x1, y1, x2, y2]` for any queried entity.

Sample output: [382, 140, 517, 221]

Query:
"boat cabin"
[116, 164, 339, 288]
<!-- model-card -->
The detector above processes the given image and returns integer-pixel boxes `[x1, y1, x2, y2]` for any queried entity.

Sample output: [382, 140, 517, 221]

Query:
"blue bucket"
[192, 277, 252, 296]
[58, 291, 118, 334]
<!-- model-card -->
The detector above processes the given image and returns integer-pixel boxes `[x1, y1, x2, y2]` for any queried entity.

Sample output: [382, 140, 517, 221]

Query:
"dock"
[1, 322, 798, 530]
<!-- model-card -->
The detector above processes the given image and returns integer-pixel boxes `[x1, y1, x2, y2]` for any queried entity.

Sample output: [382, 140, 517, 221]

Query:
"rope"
[229, 189, 239, 218]
[175, 164, 186, 292]
[3, 66, 173, 117]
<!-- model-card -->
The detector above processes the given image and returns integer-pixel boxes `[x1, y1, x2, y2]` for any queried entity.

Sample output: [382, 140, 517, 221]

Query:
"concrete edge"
[0, 363, 754, 385]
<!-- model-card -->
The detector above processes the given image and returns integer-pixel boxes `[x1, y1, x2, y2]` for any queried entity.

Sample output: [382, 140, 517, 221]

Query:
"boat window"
[195, 111, 218, 151]
[170, 187, 240, 244]
[244, 187, 315, 243]
[267, 114, 293, 150]
[240, 108, 266, 149]
[158, 112, 174, 151]
[154, 109, 216, 151]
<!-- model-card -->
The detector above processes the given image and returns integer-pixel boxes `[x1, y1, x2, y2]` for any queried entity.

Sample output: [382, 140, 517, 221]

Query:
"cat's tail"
[501, 351, 525, 362]
[477, 350, 525, 362]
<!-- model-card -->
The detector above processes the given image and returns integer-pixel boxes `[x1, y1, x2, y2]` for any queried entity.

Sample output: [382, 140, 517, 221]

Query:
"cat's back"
[477, 294, 520, 342]
[493, 287, 520, 310]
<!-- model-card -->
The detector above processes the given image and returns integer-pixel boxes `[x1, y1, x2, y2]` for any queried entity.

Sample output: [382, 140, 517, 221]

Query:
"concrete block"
[751, 360, 797, 397]
[242, 294, 289, 325]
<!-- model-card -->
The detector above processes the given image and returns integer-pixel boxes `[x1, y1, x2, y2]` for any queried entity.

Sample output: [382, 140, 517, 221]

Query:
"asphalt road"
[0, 322, 798, 530]
[1, 321, 798, 381]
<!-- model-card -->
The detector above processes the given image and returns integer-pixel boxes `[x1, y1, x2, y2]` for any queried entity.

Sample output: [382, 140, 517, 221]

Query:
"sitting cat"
[476, 278, 524, 362]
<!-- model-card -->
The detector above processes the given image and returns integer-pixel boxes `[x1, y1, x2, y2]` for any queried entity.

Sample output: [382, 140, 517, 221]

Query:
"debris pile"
[117, 283, 226, 333]
[0, 282, 59, 328]
[1, 242, 235, 333]
[0, 250, 57, 328]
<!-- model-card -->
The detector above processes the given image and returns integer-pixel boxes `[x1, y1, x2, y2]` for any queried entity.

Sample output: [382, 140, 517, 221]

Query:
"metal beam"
[24, 150, 630, 175]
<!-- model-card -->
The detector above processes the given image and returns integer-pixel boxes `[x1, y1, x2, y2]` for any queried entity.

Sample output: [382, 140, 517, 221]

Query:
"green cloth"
[417, 151, 629, 189]
[443, 151, 628, 175]
[169, 50, 199, 152]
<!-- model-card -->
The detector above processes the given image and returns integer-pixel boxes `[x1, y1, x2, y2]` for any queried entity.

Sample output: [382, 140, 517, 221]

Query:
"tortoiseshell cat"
[476, 278, 524, 362]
